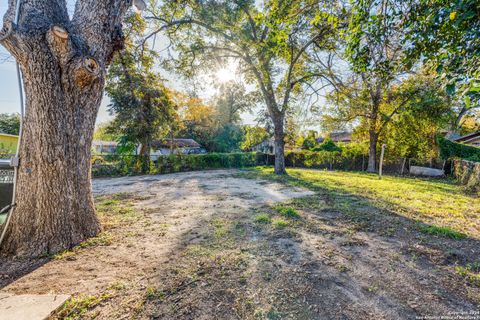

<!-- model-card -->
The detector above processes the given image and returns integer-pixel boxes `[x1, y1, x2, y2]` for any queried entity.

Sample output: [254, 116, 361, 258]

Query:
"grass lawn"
[242, 167, 480, 239]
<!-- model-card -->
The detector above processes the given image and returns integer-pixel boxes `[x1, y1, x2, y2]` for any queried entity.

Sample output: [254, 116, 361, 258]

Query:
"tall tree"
[171, 91, 219, 150]
[212, 81, 254, 126]
[340, 0, 413, 172]
[0, 0, 133, 256]
[106, 13, 175, 173]
[151, 0, 340, 174]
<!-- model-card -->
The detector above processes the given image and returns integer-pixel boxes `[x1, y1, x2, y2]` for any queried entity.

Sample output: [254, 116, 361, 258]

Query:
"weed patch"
[254, 213, 271, 224]
[272, 218, 290, 229]
[419, 225, 466, 240]
[55, 293, 111, 320]
[455, 263, 480, 287]
[275, 206, 300, 219]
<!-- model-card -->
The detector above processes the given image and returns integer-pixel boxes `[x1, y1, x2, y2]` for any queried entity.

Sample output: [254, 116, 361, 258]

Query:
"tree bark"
[367, 130, 378, 173]
[137, 140, 151, 174]
[273, 114, 287, 175]
[0, 0, 131, 257]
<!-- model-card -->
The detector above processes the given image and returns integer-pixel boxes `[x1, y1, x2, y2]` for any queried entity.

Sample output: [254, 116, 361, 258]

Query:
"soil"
[0, 169, 478, 319]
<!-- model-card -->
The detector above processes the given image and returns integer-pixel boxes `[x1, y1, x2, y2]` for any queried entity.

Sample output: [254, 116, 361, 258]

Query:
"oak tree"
[0, 0, 134, 256]
[150, 0, 339, 174]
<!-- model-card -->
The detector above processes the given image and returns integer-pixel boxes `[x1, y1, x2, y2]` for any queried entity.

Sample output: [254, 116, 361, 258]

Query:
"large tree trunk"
[273, 115, 287, 175]
[0, 0, 131, 257]
[367, 131, 378, 173]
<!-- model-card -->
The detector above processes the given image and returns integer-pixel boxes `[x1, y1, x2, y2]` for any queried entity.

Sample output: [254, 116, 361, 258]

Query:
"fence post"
[400, 157, 407, 175]
[379, 144, 386, 179]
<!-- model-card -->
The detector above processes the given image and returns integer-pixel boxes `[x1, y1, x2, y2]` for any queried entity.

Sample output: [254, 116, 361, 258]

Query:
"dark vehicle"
[0, 159, 14, 224]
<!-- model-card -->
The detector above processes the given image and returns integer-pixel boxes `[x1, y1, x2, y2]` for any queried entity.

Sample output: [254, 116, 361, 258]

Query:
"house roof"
[316, 131, 352, 143]
[152, 138, 202, 149]
[330, 131, 352, 142]
[252, 137, 274, 149]
[453, 131, 480, 143]
[92, 140, 118, 147]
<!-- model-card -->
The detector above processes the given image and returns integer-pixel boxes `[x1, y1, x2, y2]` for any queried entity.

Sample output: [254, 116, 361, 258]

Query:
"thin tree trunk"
[138, 140, 151, 174]
[273, 116, 287, 175]
[0, 0, 130, 257]
[367, 131, 378, 173]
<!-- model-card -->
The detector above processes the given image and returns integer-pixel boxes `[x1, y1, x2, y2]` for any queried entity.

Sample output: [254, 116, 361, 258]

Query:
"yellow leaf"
[449, 11, 457, 20]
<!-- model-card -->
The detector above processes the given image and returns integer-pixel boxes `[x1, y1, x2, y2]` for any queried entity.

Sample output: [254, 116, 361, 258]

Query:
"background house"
[92, 140, 118, 154]
[151, 138, 206, 157]
[251, 138, 275, 154]
[316, 131, 352, 144]
[453, 131, 480, 147]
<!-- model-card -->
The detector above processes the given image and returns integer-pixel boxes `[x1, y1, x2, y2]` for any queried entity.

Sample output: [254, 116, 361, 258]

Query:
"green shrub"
[93, 152, 266, 177]
[312, 138, 342, 152]
[284, 149, 364, 170]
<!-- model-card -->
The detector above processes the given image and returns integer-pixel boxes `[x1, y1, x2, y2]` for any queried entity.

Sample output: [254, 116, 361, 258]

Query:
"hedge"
[92, 150, 370, 178]
[283, 150, 365, 171]
[92, 152, 268, 177]
[438, 135, 480, 162]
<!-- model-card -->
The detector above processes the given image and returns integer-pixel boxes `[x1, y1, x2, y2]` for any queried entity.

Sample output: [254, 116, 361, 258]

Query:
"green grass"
[241, 167, 480, 239]
[419, 225, 466, 240]
[254, 213, 271, 224]
[272, 218, 290, 229]
[274, 206, 301, 219]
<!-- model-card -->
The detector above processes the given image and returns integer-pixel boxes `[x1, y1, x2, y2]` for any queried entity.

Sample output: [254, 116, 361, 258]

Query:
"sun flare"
[215, 61, 238, 83]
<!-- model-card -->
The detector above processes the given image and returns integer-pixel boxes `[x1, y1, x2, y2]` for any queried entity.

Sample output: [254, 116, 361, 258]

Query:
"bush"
[92, 152, 267, 177]
[312, 138, 341, 152]
[438, 135, 480, 162]
[283, 149, 365, 171]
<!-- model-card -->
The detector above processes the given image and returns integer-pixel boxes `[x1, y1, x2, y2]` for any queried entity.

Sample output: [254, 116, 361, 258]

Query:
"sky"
[0, 0, 312, 131]
[0, 0, 261, 127]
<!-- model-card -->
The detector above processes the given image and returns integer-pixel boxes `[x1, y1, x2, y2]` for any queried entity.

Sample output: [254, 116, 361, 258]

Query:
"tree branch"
[72, 0, 132, 65]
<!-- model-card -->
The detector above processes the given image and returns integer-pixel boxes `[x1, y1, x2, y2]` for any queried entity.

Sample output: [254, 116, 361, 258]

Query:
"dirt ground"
[0, 169, 479, 319]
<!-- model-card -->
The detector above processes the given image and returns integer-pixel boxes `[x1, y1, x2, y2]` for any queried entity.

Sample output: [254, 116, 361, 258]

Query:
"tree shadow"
[137, 169, 480, 318]
[0, 257, 50, 289]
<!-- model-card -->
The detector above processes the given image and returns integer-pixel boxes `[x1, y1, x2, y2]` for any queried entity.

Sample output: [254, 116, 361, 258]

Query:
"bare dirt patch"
[0, 169, 478, 319]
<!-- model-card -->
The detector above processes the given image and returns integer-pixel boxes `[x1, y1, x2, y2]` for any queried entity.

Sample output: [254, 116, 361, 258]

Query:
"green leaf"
[465, 96, 471, 108]
[446, 83, 456, 95]
[468, 85, 480, 93]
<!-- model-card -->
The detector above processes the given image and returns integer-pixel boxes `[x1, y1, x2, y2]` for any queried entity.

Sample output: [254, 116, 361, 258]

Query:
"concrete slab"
[0, 293, 70, 320]
[410, 165, 444, 177]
